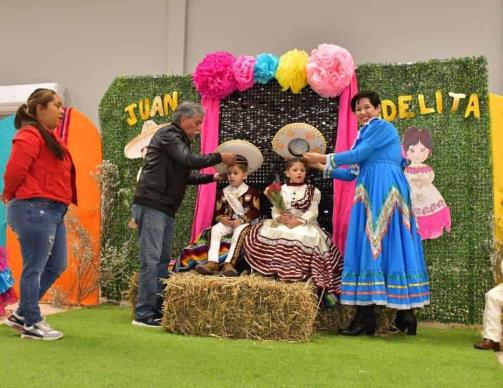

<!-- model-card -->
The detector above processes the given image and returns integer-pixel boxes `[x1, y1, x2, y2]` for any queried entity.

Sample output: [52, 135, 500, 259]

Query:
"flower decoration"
[233, 55, 256, 91]
[275, 49, 310, 94]
[265, 181, 285, 211]
[193, 51, 237, 99]
[265, 181, 286, 227]
[306, 43, 354, 98]
[266, 181, 283, 196]
[254, 53, 279, 84]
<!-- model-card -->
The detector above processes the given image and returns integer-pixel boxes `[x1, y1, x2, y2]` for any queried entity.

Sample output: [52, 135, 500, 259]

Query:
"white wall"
[0, 0, 171, 126]
[186, 0, 503, 91]
[1, 0, 502, 127]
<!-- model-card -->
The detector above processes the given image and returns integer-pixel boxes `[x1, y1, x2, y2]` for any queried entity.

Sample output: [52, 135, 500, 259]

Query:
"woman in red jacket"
[1, 88, 76, 340]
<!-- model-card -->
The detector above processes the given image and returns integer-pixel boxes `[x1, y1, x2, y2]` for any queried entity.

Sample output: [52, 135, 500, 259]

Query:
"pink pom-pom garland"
[232, 55, 256, 92]
[306, 44, 355, 98]
[193, 51, 237, 99]
[192, 44, 356, 99]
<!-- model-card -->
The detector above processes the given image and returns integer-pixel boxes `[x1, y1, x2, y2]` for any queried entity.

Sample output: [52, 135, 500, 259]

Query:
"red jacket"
[3, 125, 77, 206]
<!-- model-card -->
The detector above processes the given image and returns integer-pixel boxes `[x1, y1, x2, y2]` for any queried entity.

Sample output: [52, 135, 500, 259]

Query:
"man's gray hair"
[172, 101, 203, 124]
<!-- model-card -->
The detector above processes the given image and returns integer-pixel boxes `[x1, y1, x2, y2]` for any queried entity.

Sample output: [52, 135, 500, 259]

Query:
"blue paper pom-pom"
[254, 53, 279, 84]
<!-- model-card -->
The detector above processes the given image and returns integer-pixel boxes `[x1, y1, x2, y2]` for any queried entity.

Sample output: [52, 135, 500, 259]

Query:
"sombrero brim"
[272, 122, 327, 159]
[124, 123, 169, 159]
[214, 140, 264, 174]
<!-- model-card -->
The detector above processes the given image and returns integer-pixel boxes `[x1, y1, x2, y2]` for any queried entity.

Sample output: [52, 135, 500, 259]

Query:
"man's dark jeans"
[132, 204, 175, 320]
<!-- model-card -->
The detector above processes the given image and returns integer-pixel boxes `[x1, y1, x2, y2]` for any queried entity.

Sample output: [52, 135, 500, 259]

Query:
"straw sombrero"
[272, 122, 327, 159]
[124, 120, 169, 159]
[214, 140, 263, 174]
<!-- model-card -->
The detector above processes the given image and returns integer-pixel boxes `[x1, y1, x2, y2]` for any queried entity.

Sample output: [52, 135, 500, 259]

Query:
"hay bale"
[125, 272, 139, 318]
[127, 271, 414, 336]
[316, 304, 355, 332]
[315, 307, 341, 331]
[376, 307, 397, 330]
[316, 304, 397, 333]
[496, 239, 503, 284]
[162, 273, 318, 341]
[126, 271, 346, 339]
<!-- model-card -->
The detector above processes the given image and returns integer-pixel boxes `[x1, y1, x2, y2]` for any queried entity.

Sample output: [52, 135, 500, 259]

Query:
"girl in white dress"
[243, 158, 343, 297]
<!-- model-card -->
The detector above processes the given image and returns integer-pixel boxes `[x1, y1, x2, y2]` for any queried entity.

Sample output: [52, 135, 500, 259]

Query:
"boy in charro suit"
[195, 157, 260, 276]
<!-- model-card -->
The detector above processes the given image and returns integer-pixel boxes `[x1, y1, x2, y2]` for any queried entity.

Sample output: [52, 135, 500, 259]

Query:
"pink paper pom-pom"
[193, 51, 237, 99]
[306, 44, 355, 98]
[232, 55, 256, 92]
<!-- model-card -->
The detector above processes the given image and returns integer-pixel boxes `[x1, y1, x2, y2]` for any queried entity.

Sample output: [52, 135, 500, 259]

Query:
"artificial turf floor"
[0, 305, 501, 387]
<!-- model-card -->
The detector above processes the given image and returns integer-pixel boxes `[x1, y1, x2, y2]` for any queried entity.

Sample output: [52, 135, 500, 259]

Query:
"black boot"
[339, 306, 376, 336]
[395, 309, 417, 335]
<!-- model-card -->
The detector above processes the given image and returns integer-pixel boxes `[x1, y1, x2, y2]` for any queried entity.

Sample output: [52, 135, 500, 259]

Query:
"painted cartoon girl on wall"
[403, 126, 451, 240]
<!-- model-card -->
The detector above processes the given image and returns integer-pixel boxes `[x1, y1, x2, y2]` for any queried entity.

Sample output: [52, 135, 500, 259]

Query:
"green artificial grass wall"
[98, 76, 198, 300]
[99, 57, 493, 323]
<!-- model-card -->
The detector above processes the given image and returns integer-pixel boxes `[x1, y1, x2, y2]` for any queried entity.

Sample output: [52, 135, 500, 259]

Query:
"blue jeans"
[132, 204, 175, 320]
[7, 198, 68, 325]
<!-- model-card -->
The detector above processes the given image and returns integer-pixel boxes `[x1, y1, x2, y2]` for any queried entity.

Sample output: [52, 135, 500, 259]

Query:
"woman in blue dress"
[304, 90, 430, 335]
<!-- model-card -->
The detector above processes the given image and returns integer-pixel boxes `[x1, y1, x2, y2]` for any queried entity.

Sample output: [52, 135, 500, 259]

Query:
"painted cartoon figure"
[403, 126, 451, 240]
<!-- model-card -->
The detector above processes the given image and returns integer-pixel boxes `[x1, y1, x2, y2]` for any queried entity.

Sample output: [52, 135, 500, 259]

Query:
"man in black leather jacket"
[131, 101, 236, 327]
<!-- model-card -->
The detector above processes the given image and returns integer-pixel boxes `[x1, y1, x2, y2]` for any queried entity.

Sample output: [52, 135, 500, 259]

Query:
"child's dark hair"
[350, 90, 381, 112]
[227, 154, 248, 172]
[402, 126, 433, 151]
[285, 157, 307, 171]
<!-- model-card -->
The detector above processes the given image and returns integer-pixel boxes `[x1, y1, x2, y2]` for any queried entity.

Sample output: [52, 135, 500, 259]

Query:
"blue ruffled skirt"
[340, 162, 430, 309]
